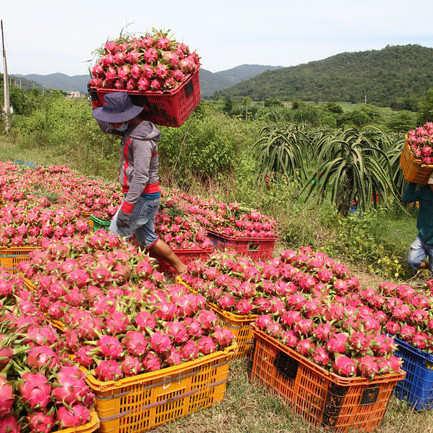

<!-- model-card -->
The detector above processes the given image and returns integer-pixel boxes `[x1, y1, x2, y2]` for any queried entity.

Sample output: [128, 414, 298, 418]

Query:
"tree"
[417, 88, 433, 124]
[302, 128, 397, 215]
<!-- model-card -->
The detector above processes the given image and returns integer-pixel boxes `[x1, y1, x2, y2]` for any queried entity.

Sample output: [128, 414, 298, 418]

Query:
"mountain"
[7, 75, 44, 91]
[13, 73, 90, 93]
[217, 44, 433, 106]
[200, 65, 283, 97]
[13, 65, 283, 96]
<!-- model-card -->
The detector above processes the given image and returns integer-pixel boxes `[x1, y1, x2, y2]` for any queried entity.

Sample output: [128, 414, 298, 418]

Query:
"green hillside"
[217, 44, 433, 107]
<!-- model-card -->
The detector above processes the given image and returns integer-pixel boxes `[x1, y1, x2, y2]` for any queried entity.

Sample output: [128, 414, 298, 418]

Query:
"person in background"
[402, 173, 433, 274]
[91, 91, 187, 274]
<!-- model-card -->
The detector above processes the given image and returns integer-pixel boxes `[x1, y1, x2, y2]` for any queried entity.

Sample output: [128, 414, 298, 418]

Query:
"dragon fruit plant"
[0, 269, 95, 432]
[89, 29, 200, 92]
[406, 122, 433, 164]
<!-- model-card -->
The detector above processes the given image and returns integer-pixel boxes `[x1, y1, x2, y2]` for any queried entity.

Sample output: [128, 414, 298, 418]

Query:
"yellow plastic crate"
[58, 410, 100, 433]
[83, 343, 237, 433]
[0, 246, 37, 273]
[400, 139, 433, 184]
[176, 276, 257, 359]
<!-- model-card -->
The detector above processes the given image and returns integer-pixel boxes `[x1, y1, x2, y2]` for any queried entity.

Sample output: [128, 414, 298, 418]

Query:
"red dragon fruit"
[142, 351, 161, 372]
[180, 340, 199, 361]
[0, 375, 14, 416]
[0, 416, 21, 433]
[27, 412, 55, 433]
[326, 333, 349, 354]
[53, 366, 92, 405]
[312, 347, 331, 367]
[135, 310, 157, 331]
[123, 331, 148, 357]
[196, 310, 218, 330]
[94, 360, 123, 381]
[197, 336, 216, 355]
[97, 335, 124, 360]
[19, 372, 51, 409]
[212, 326, 234, 347]
[57, 404, 91, 428]
[149, 331, 172, 354]
[122, 356, 142, 376]
[106, 311, 130, 335]
[27, 345, 59, 370]
[167, 321, 189, 344]
[296, 338, 316, 357]
[332, 355, 357, 377]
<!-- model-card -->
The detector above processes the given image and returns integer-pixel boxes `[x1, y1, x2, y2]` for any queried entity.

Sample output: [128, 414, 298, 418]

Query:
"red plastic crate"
[91, 69, 201, 127]
[250, 326, 405, 433]
[152, 246, 213, 274]
[206, 229, 277, 261]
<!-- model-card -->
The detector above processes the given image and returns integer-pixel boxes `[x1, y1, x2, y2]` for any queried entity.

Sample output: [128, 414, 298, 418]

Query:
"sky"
[1, 0, 433, 77]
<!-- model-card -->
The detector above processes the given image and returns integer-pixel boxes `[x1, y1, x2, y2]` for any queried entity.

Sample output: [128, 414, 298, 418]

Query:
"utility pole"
[1, 20, 10, 134]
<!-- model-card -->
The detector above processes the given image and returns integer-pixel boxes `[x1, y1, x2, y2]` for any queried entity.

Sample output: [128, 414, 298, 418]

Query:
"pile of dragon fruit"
[406, 122, 433, 164]
[89, 30, 200, 92]
[154, 196, 213, 251]
[163, 189, 277, 239]
[0, 270, 95, 432]
[17, 233, 235, 381]
[181, 247, 418, 379]
[0, 162, 122, 220]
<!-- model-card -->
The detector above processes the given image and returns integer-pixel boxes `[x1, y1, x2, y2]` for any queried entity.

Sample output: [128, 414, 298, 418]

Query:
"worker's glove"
[87, 82, 102, 108]
[116, 210, 132, 233]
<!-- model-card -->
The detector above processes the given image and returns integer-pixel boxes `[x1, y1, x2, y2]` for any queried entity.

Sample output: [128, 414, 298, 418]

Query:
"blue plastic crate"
[393, 336, 433, 410]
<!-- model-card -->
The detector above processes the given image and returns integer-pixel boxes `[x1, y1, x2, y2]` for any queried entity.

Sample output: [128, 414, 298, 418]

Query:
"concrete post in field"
[1, 20, 10, 134]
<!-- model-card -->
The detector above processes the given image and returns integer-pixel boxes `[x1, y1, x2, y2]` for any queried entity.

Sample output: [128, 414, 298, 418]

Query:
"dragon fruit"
[312, 347, 331, 367]
[27, 412, 54, 433]
[53, 366, 92, 405]
[0, 416, 21, 433]
[0, 375, 14, 416]
[97, 335, 124, 359]
[198, 336, 216, 355]
[142, 351, 161, 372]
[167, 321, 189, 345]
[332, 355, 357, 377]
[326, 333, 349, 354]
[57, 404, 91, 428]
[357, 355, 380, 379]
[149, 331, 172, 354]
[123, 331, 148, 357]
[94, 360, 123, 381]
[122, 356, 142, 376]
[27, 345, 59, 370]
[19, 372, 51, 409]
[180, 340, 199, 361]
[212, 326, 234, 347]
